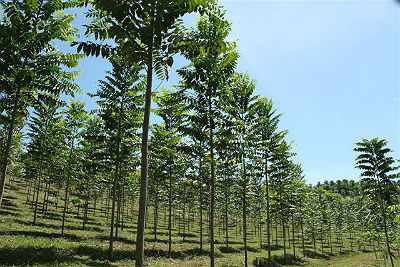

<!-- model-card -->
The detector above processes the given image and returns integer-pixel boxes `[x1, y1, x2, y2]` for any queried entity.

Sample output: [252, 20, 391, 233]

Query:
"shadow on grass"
[145, 238, 169, 244]
[3, 194, 18, 200]
[0, 209, 19, 216]
[0, 237, 219, 266]
[337, 249, 355, 255]
[219, 246, 240, 253]
[75, 245, 133, 261]
[0, 245, 115, 266]
[66, 224, 104, 232]
[14, 219, 61, 230]
[4, 184, 18, 191]
[214, 239, 242, 245]
[144, 247, 211, 258]
[178, 232, 197, 238]
[147, 230, 168, 236]
[1, 198, 18, 208]
[144, 248, 185, 259]
[0, 246, 70, 266]
[184, 247, 211, 257]
[42, 211, 63, 220]
[12, 219, 104, 235]
[303, 250, 331, 259]
[259, 244, 284, 251]
[272, 255, 304, 266]
[243, 246, 261, 253]
[253, 257, 282, 267]
[0, 230, 82, 241]
[181, 239, 199, 244]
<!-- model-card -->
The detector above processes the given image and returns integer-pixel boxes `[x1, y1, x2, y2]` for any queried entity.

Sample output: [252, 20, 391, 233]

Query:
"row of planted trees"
[0, 1, 399, 267]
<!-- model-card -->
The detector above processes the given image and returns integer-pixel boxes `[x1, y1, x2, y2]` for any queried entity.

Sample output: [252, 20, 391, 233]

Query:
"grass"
[0, 177, 398, 267]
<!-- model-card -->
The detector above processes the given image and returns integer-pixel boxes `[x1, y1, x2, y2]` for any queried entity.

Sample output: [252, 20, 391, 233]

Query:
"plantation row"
[0, 1, 399, 267]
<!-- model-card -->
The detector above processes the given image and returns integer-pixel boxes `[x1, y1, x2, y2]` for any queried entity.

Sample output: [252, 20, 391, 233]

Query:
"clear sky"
[66, 0, 400, 184]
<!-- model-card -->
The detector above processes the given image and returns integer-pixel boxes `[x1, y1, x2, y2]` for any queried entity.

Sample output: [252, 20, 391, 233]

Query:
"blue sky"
[66, 0, 400, 184]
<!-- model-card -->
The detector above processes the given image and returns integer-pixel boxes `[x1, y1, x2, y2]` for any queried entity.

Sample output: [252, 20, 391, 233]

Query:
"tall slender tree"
[354, 138, 399, 267]
[79, 3, 213, 264]
[61, 100, 88, 236]
[92, 56, 144, 259]
[0, 0, 82, 206]
[254, 97, 286, 260]
[178, 14, 238, 266]
[154, 87, 186, 256]
[223, 73, 258, 267]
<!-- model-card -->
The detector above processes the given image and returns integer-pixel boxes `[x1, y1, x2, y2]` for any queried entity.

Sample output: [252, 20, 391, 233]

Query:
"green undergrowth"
[0, 178, 397, 267]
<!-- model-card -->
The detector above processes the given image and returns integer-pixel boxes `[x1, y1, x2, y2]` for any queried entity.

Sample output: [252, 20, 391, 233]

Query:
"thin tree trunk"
[0, 87, 21, 207]
[283, 217, 286, 258]
[135, 19, 154, 267]
[264, 150, 271, 259]
[292, 214, 295, 259]
[121, 182, 125, 230]
[199, 151, 203, 252]
[108, 98, 123, 260]
[275, 220, 278, 246]
[61, 144, 74, 236]
[108, 149, 120, 259]
[26, 178, 33, 204]
[183, 198, 186, 242]
[154, 181, 158, 241]
[33, 157, 43, 224]
[116, 175, 122, 239]
[168, 166, 172, 257]
[56, 186, 60, 209]
[329, 224, 333, 254]
[242, 154, 248, 267]
[41, 178, 49, 214]
[225, 177, 229, 250]
[280, 187, 286, 258]
[83, 172, 90, 230]
[208, 97, 216, 267]
[381, 200, 394, 267]
[301, 216, 305, 257]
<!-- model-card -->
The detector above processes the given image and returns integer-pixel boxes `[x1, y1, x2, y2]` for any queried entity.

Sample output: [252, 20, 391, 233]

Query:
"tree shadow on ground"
[0, 237, 221, 266]
[246, 246, 261, 253]
[0, 230, 82, 241]
[0, 246, 69, 266]
[75, 245, 133, 261]
[337, 249, 355, 255]
[94, 234, 137, 245]
[147, 230, 168, 236]
[215, 239, 242, 245]
[66, 224, 104, 232]
[1, 198, 18, 208]
[219, 246, 240, 253]
[0, 246, 111, 267]
[253, 257, 282, 267]
[41, 211, 63, 220]
[178, 232, 197, 238]
[144, 248, 185, 259]
[272, 255, 304, 266]
[14, 219, 60, 230]
[183, 247, 211, 257]
[145, 247, 213, 258]
[4, 184, 18, 191]
[145, 238, 169, 244]
[303, 250, 331, 259]
[260, 244, 284, 251]
[0, 209, 19, 216]
[181, 238, 199, 244]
